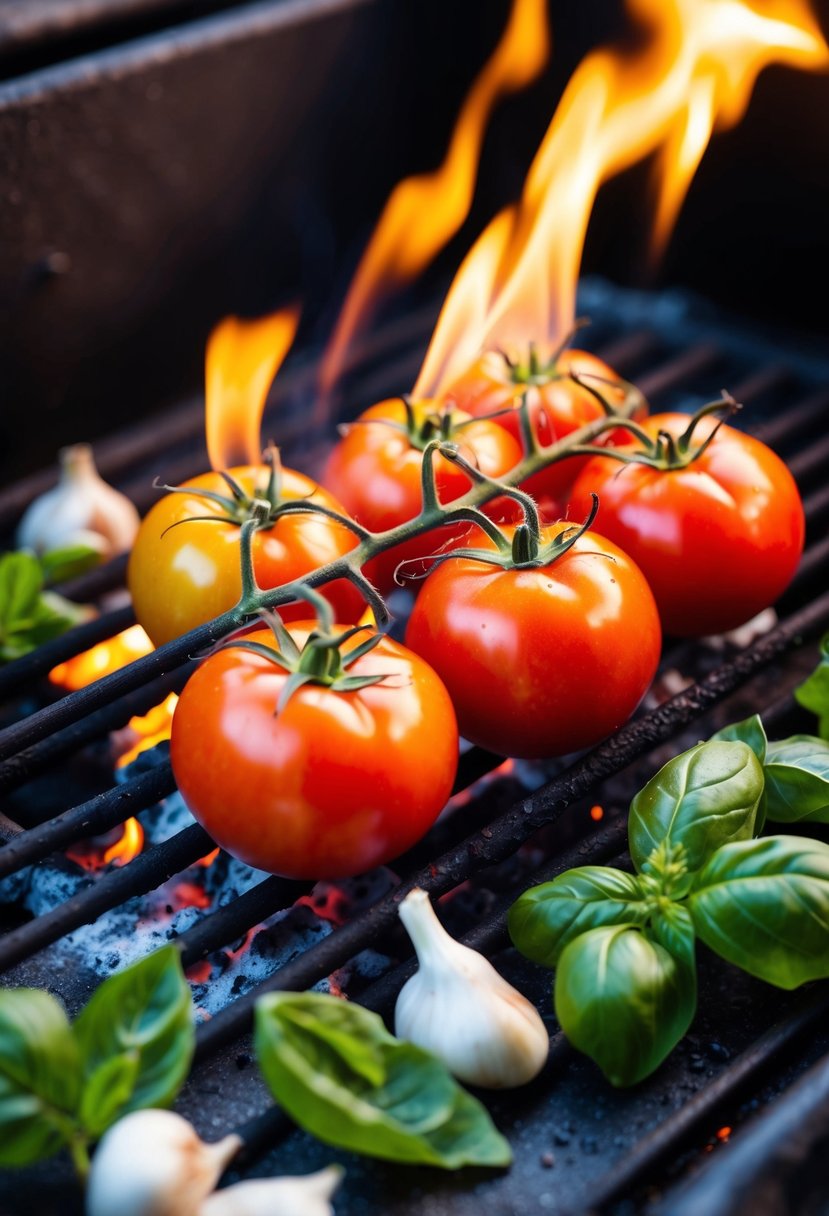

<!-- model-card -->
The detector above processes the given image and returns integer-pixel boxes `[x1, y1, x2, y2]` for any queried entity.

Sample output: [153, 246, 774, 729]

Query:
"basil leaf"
[73, 946, 193, 1121]
[255, 992, 512, 1169]
[688, 836, 829, 989]
[0, 552, 43, 631]
[508, 868, 648, 967]
[39, 544, 101, 585]
[649, 902, 695, 970]
[711, 714, 768, 763]
[78, 1053, 140, 1139]
[0, 989, 82, 1167]
[763, 735, 829, 824]
[629, 741, 763, 875]
[796, 634, 829, 739]
[554, 925, 696, 1087]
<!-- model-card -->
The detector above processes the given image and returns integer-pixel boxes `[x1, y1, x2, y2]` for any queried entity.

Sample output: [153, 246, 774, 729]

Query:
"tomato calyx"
[497, 319, 592, 387]
[589, 394, 742, 474]
[156, 444, 372, 540]
[218, 586, 389, 712]
[338, 395, 494, 455]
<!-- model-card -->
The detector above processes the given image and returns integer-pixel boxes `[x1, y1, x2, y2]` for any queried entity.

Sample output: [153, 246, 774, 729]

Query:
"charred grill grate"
[0, 281, 828, 1215]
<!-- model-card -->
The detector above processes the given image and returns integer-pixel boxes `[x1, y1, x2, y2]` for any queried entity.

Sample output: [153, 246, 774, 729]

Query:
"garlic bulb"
[395, 888, 549, 1088]
[86, 1109, 241, 1216]
[16, 443, 139, 560]
[200, 1165, 343, 1216]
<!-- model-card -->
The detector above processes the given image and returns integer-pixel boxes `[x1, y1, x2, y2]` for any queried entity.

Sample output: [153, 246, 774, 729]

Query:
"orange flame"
[318, 0, 550, 397]
[415, 0, 828, 398]
[50, 624, 154, 691]
[205, 306, 300, 470]
[102, 818, 144, 866]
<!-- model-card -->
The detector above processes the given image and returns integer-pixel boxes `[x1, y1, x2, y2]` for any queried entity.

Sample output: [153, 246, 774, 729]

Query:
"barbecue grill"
[2, 2, 829, 1214]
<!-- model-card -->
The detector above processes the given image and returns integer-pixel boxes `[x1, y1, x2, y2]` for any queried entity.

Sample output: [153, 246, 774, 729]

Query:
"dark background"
[0, 0, 827, 480]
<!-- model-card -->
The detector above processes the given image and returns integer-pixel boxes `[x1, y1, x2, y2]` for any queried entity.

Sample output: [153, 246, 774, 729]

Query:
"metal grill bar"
[0, 763, 177, 879]
[0, 605, 136, 701]
[0, 823, 214, 972]
[0, 668, 188, 799]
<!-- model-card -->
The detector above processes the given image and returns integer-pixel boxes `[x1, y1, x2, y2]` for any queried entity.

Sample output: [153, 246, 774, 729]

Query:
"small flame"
[68, 817, 145, 871]
[50, 624, 153, 691]
[102, 817, 144, 866]
[415, 0, 828, 398]
[116, 693, 180, 770]
[205, 306, 300, 470]
[319, 0, 550, 397]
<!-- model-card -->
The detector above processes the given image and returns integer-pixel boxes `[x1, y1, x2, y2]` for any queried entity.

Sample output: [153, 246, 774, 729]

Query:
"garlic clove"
[200, 1165, 344, 1216]
[16, 443, 140, 560]
[86, 1109, 241, 1216]
[395, 887, 549, 1089]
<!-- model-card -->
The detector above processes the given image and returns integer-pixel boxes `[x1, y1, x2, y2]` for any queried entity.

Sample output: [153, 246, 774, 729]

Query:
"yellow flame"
[50, 625, 153, 691]
[415, 0, 828, 398]
[205, 306, 300, 470]
[102, 818, 145, 866]
[319, 0, 550, 396]
[116, 692, 180, 770]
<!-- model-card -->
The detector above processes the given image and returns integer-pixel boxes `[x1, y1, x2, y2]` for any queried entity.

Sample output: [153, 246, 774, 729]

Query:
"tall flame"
[318, 0, 550, 397]
[415, 0, 828, 398]
[205, 306, 300, 470]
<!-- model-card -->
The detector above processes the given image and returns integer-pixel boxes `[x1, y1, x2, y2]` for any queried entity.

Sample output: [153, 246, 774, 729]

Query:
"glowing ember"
[716, 1125, 732, 1142]
[205, 306, 300, 470]
[590, 805, 605, 821]
[50, 624, 153, 691]
[319, 0, 550, 397]
[414, 0, 828, 398]
[196, 847, 221, 868]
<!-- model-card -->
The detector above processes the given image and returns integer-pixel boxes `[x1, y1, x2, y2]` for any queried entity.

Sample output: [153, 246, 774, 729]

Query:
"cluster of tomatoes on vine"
[127, 336, 805, 880]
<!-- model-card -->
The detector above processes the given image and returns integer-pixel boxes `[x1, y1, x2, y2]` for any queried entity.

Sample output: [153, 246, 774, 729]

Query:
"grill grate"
[1, 280, 828, 1215]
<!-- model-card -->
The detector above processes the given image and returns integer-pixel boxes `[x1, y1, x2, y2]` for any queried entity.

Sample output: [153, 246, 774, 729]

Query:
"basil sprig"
[0, 550, 94, 663]
[255, 992, 512, 1169]
[0, 947, 193, 1175]
[796, 633, 829, 740]
[509, 730, 829, 1087]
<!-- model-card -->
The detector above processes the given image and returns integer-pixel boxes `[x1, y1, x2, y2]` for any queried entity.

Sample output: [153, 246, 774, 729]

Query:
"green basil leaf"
[763, 735, 829, 824]
[78, 1052, 140, 1138]
[0, 552, 43, 632]
[795, 634, 829, 739]
[508, 868, 648, 967]
[554, 925, 696, 1087]
[688, 835, 829, 989]
[629, 740, 763, 875]
[39, 544, 102, 585]
[0, 989, 82, 1167]
[73, 946, 193, 1121]
[711, 714, 768, 764]
[255, 992, 512, 1169]
[649, 902, 696, 970]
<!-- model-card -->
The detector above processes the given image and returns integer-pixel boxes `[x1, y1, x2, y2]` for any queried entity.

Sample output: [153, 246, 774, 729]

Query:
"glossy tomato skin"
[128, 466, 364, 647]
[442, 349, 645, 518]
[323, 398, 522, 592]
[567, 414, 805, 637]
[170, 623, 459, 879]
[404, 524, 661, 759]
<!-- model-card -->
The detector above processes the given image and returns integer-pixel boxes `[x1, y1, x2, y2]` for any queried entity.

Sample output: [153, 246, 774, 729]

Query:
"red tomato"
[128, 465, 364, 646]
[404, 523, 661, 758]
[567, 413, 805, 637]
[323, 398, 522, 592]
[442, 349, 645, 517]
[170, 623, 458, 878]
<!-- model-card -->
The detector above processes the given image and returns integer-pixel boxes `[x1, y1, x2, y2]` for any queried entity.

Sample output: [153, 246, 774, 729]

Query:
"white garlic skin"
[200, 1165, 344, 1216]
[395, 888, 549, 1089]
[86, 1109, 241, 1216]
[16, 443, 139, 559]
